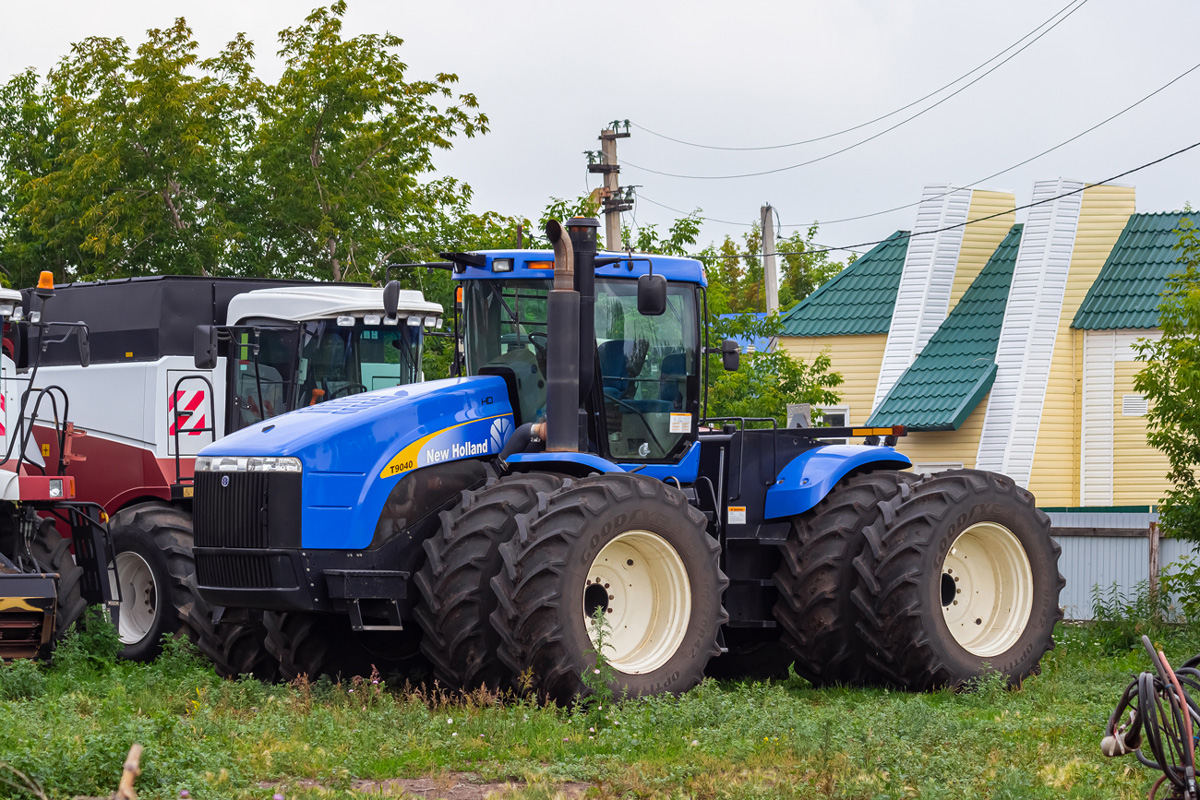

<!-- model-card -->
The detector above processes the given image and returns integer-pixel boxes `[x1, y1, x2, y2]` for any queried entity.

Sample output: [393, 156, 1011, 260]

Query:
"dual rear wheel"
[775, 468, 1062, 690]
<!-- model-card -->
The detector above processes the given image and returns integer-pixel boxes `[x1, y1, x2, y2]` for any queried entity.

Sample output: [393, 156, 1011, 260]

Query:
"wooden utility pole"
[761, 204, 779, 314]
[588, 122, 632, 251]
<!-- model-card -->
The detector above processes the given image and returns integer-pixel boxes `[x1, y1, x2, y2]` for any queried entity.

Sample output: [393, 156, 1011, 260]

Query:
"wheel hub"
[113, 551, 158, 645]
[940, 522, 1034, 657]
[583, 530, 691, 675]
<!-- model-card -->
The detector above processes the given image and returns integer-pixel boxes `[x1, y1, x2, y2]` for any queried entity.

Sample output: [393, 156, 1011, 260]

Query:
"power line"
[624, 0, 1090, 181]
[654, 56, 1200, 230]
[630, 0, 1085, 153]
[692, 137, 1200, 260]
[634, 192, 866, 254]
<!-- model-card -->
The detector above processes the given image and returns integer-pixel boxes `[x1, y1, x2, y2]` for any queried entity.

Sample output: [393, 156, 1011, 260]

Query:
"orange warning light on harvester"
[36, 272, 54, 291]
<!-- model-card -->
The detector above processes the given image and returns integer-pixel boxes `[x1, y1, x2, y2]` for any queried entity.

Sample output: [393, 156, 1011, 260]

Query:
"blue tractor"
[192, 218, 1062, 698]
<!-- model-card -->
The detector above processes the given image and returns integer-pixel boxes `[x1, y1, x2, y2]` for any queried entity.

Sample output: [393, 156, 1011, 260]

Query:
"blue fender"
[763, 445, 912, 519]
[506, 451, 625, 477]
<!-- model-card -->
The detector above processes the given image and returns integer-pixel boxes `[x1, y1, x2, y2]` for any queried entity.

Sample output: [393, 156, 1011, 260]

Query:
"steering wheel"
[610, 395, 668, 456]
[327, 382, 368, 399]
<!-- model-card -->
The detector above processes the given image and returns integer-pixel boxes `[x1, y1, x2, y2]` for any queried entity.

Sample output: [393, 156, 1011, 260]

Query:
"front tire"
[851, 469, 1063, 690]
[109, 503, 204, 661]
[264, 611, 423, 682]
[491, 474, 727, 703]
[414, 473, 562, 690]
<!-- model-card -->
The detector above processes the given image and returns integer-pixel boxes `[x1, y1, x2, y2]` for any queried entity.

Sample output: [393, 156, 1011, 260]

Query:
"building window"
[912, 461, 964, 476]
[817, 405, 850, 444]
[1122, 394, 1148, 417]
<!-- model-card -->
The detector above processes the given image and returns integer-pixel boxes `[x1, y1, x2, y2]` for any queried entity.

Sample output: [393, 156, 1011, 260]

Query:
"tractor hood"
[198, 376, 516, 549]
[199, 375, 515, 472]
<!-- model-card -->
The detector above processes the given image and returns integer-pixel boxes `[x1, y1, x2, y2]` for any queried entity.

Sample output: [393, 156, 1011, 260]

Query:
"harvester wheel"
[109, 502, 204, 661]
[773, 469, 919, 686]
[414, 472, 562, 690]
[11, 519, 88, 650]
[851, 469, 1064, 690]
[491, 473, 727, 703]
[264, 611, 423, 683]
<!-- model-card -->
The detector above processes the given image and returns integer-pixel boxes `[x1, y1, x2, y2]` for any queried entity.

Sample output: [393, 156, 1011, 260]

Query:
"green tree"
[1134, 213, 1200, 540]
[1, 21, 260, 285]
[707, 312, 843, 424]
[251, 1, 487, 282]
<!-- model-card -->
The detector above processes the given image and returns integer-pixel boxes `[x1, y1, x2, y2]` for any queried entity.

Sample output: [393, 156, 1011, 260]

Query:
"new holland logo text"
[426, 440, 488, 463]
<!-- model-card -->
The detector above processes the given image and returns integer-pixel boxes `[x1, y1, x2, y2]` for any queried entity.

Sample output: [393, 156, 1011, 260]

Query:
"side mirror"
[637, 273, 667, 316]
[76, 326, 90, 368]
[194, 325, 218, 370]
[721, 338, 740, 372]
[383, 280, 402, 321]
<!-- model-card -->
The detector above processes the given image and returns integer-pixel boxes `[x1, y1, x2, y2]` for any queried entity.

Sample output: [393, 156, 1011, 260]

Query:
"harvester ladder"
[171, 374, 217, 487]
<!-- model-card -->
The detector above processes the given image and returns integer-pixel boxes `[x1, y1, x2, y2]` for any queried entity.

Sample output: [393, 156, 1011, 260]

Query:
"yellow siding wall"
[1028, 184, 1136, 506]
[948, 191, 1017, 314]
[899, 393, 991, 470]
[779, 334, 887, 425]
[1112, 361, 1170, 505]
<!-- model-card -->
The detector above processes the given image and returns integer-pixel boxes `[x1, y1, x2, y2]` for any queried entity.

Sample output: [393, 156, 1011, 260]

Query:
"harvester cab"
[194, 218, 1062, 699]
[14, 276, 442, 668]
[0, 276, 115, 660]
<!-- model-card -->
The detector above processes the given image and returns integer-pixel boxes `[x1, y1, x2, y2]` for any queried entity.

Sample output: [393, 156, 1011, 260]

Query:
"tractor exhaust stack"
[544, 219, 581, 452]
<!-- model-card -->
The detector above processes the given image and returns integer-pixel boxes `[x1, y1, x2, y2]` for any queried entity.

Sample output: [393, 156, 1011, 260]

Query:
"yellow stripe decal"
[379, 413, 510, 480]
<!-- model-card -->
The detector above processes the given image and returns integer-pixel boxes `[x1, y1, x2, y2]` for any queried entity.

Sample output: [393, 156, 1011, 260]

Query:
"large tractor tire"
[186, 605, 279, 682]
[263, 610, 424, 683]
[851, 469, 1064, 691]
[414, 472, 562, 690]
[491, 473, 728, 704]
[773, 469, 919, 686]
[109, 502, 205, 661]
[1, 519, 88, 655]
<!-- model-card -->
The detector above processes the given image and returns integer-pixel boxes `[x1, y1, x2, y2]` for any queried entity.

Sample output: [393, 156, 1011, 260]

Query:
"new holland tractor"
[0, 276, 115, 660]
[192, 218, 1063, 697]
[13, 276, 442, 674]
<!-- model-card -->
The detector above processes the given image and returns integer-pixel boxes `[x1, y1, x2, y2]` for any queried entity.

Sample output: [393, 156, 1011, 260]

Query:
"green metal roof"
[778, 231, 909, 337]
[867, 225, 1022, 431]
[1073, 212, 1190, 330]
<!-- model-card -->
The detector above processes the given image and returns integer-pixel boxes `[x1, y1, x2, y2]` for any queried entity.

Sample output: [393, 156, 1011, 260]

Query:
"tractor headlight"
[492, 257, 513, 273]
[407, 315, 422, 327]
[424, 316, 439, 329]
[48, 479, 63, 498]
[364, 313, 382, 326]
[194, 456, 302, 473]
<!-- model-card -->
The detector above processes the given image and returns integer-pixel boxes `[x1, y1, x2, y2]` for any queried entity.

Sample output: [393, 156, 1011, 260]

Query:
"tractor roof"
[1073, 211, 1192, 330]
[228, 285, 441, 325]
[452, 250, 707, 286]
[867, 224, 1022, 431]
[778, 232, 910, 337]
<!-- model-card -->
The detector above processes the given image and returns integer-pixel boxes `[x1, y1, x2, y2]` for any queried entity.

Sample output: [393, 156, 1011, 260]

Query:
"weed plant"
[1, 611, 1199, 799]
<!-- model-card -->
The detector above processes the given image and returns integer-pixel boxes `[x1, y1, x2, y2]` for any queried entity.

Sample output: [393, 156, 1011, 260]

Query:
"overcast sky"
[3, 0, 1199, 257]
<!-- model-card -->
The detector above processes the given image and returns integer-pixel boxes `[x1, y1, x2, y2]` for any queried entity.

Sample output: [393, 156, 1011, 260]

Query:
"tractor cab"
[456, 250, 702, 466]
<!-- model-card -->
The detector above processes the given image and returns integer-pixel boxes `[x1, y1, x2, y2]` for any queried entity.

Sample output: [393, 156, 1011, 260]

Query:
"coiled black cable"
[1103, 636, 1200, 799]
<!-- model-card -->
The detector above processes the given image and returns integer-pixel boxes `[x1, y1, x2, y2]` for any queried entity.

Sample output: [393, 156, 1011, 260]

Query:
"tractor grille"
[193, 472, 301, 549]
[194, 553, 273, 589]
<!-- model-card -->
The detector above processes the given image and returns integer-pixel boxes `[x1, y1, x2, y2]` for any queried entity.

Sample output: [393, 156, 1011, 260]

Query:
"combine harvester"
[0, 274, 114, 659]
[193, 218, 1064, 696]
[17, 276, 441, 674]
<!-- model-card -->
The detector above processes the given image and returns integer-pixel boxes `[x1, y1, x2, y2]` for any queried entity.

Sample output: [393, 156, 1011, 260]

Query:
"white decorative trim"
[872, 184, 972, 412]
[976, 179, 1084, 486]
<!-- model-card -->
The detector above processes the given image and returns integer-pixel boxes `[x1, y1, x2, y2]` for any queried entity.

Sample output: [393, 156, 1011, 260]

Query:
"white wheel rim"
[113, 551, 158, 645]
[583, 530, 691, 675]
[940, 522, 1034, 657]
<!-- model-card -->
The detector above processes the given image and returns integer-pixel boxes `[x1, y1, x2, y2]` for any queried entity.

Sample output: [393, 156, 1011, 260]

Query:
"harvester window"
[594, 281, 698, 461]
